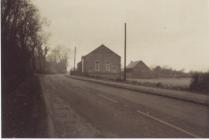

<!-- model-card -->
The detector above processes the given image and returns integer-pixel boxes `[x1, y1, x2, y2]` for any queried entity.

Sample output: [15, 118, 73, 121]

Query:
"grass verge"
[2, 75, 48, 138]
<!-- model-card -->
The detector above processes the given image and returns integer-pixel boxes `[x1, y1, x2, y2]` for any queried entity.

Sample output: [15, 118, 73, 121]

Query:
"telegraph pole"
[124, 22, 127, 81]
[74, 46, 76, 72]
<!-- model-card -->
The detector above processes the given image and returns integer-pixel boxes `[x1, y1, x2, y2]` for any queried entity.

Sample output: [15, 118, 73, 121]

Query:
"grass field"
[128, 78, 192, 89]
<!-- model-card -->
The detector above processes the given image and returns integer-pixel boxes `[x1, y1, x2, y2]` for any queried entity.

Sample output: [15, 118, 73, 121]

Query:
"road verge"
[2, 75, 48, 138]
[67, 75, 209, 106]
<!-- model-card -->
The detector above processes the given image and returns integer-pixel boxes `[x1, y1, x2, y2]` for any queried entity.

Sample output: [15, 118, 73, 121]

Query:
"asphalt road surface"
[39, 74, 209, 138]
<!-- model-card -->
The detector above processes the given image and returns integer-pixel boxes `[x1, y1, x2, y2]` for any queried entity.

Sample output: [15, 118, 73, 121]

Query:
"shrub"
[190, 72, 209, 93]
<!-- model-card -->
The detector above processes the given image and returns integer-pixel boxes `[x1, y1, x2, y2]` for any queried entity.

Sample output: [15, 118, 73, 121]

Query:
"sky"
[33, 0, 209, 72]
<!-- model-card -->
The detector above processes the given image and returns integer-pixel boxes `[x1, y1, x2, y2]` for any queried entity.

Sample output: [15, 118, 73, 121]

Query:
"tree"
[2, 0, 49, 90]
[46, 45, 70, 73]
[2, 0, 50, 137]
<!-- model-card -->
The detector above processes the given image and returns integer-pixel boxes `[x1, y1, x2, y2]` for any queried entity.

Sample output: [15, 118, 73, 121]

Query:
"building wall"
[127, 63, 153, 78]
[77, 61, 82, 72]
[82, 46, 121, 79]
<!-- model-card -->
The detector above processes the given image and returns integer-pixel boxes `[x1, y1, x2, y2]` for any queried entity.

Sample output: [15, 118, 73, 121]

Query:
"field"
[128, 78, 192, 89]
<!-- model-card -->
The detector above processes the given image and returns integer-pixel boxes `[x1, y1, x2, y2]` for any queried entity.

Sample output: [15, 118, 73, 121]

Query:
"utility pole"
[124, 22, 127, 81]
[74, 46, 76, 72]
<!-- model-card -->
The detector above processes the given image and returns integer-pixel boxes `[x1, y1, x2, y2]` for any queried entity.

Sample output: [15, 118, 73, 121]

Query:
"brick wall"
[82, 46, 121, 79]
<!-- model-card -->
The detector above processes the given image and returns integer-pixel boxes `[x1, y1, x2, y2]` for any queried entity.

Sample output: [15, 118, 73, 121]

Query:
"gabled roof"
[127, 60, 150, 70]
[83, 44, 120, 58]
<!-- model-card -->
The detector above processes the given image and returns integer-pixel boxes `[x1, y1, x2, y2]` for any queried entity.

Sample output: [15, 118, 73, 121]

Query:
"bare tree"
[46, 45, 70, 73]
[2, 0, 51, 137]
[2, 0, 49, 89]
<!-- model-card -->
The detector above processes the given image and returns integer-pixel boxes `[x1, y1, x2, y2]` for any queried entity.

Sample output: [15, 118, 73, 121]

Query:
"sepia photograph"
[1, 0, 209, 138]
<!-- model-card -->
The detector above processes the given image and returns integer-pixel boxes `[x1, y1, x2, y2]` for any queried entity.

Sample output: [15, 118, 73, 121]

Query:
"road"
[39, 74, 209, 138]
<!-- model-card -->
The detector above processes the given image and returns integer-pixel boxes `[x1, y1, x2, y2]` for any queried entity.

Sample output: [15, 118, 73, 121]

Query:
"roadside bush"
[190, 72, 209, 93]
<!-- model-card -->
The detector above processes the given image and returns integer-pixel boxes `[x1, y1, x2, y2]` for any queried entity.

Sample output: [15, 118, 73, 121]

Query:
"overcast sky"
[33, 0, 209, 72]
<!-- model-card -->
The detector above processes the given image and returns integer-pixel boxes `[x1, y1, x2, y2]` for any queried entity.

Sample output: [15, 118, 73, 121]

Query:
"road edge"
[38, 76, 57, 138]
[67, 75, 209, 106]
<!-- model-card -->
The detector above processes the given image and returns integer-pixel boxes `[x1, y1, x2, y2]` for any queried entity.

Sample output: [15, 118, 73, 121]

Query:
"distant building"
[126, 60, 152, 78]
[77, 44, 121, 79]
[77, 61, 82, 73]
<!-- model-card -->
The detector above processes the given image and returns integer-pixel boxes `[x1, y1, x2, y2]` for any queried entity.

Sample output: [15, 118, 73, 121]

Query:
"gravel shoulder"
[39, 75, 103, 138]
